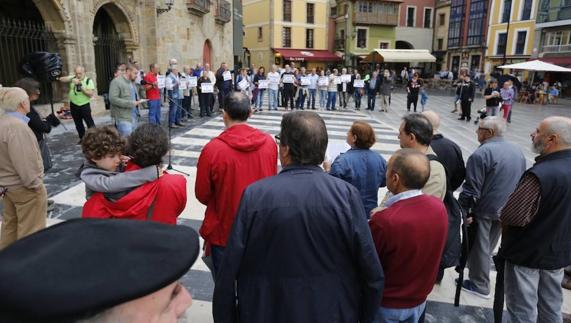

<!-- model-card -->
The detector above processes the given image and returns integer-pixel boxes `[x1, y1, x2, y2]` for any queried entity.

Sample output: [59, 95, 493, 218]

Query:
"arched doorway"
[93, 4, 129, 94]
[243, 48, 251, 68]
[0, 0, 60, 103]
[203, 40, 212, 67]
[395, 41, 414, 50]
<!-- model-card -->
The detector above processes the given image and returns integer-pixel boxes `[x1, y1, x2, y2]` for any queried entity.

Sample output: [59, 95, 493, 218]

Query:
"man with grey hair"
[500, 116, 571, 323]
[0, 87, 47, 249]
[458, 116, 526, 298]
[58, 65, 96, 143]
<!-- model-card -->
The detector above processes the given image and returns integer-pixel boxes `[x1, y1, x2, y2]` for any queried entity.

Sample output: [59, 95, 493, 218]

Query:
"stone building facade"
[0, 0, 235, 113]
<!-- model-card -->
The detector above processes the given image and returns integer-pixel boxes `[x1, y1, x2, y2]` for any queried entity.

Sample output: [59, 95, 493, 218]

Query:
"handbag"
[39, 137, 53, 172]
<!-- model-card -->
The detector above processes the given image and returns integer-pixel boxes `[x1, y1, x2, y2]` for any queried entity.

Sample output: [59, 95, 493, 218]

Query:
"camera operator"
[58, 66, 96, 143]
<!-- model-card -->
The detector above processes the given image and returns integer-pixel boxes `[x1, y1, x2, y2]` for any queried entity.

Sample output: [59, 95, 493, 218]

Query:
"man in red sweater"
[196, 92, 277, 275]
[369, 149, 448, 323]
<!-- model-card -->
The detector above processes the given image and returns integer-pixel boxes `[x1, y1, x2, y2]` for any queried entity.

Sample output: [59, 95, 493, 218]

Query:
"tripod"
[164, 96, 190, 176]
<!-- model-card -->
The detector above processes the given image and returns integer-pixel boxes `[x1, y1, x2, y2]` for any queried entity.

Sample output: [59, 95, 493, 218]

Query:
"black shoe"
[175, 123, 185, 127]
[466, 118, 471, 122]
[207, 114, 212, 117]
[458, 117, 465, 120]
[77, 139, 82, 145]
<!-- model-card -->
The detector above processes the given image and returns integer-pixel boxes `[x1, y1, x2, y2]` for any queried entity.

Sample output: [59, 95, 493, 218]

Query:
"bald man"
[0, 88, 47, 249]
[369, 149, 448, 322]
[423, 111, 465, 191]
[500, 116, 571, 323]
[59, 66, 96, 142]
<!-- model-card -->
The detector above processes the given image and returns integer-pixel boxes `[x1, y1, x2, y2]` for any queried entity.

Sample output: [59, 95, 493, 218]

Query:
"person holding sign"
[353, 73, 364, 110]
[166, 66, 183, 128]
[380, 70, 393, 112]
[181, 65, 194, 120]
[216, 63, 233, 111]
[327, 69, 339, 111]
[337, 68, 349, 109]
[318, 70, 328, 110]
[198, 72, 213, 118]
[253, 66, 267, 112]
[144, 64, 161, 125]
[296, 67, 310, 110]
[281, 65, 295, 111]
[307, 68, 319, 110]
[366, 71, 380, 111]
[236, 68, 253, 103]
[267, 65, 280, 111]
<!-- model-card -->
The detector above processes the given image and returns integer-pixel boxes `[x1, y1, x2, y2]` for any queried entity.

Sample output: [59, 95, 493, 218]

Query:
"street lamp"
[157, 0, 175, 15]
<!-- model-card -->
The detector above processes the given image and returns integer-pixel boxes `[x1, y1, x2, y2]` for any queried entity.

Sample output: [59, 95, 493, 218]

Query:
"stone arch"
[32, 0, 70, 33]
[203, 39, 213, 66]
[91, 1, 138, 51]
[396, 40, 414, 50]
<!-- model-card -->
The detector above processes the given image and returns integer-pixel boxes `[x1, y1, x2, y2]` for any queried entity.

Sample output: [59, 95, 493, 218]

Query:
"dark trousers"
[182, 95, 192, 119]
[199, 94, 212, 117]
[296, 90, 306, 109]
[217, 88, 230, 111]
[283, 88, 295, 110]
[461, 100, 472, 120]
[70, 102, 95, 139]
[211, 245, 225, 279]
[367, 91, 376, 110]
[308, 89, 316, 109]
[339, 92, 347, 108]
[407, 94, 419, 112]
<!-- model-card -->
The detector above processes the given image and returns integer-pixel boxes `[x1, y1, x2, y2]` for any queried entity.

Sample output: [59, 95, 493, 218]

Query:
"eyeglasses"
[274, 134, 281, 145]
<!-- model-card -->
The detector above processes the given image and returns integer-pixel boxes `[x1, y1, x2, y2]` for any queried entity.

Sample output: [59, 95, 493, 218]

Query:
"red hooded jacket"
[196, 123, 277, 246]
[82, 163, 187, 224]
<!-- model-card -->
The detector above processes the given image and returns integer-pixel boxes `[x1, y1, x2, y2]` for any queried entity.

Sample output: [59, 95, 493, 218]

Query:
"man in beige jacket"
[0, 87, 47, 249]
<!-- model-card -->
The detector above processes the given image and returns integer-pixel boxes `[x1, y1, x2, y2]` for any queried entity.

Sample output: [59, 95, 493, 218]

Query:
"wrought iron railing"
[187, 0, 211, 16]
[542, 44, 571, 53]
[215, 0, 231, 24]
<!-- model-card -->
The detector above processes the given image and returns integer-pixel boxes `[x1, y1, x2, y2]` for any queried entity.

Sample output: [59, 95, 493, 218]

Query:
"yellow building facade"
[243, 0, 338, 69]
[485, 0, 538, 75]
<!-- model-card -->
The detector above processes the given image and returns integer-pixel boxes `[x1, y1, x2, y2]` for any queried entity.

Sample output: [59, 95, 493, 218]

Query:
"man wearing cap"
[0, 87, 47, 249]
[0, 219, 199, 322]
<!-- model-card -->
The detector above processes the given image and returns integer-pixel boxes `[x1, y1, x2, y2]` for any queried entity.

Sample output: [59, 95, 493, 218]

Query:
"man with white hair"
[500, 116, 571, 323]
[58, 65, 96, 143]
[0, 87, 47, 249]
[458, 116, 526, 298]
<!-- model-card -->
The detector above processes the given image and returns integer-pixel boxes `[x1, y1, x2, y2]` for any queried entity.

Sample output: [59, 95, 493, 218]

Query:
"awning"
[273, 48, 342, 62]
[536, 56, 571, 68]
[363, 49, 437, 63]
[499, 59, 571, 72]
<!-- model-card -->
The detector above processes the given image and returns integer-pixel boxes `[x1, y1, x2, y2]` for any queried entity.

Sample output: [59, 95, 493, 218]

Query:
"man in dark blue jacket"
[213, 111, 384, 323]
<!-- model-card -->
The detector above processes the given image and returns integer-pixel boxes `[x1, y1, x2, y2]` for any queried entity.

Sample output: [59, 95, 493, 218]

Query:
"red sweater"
[369, 194, 448, 308]
[82, 164, 187, 225]
[196, 124, 277, 246]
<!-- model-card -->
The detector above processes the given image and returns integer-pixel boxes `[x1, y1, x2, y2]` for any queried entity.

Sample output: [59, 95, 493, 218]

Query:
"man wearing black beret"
[0, 219, 200, 323]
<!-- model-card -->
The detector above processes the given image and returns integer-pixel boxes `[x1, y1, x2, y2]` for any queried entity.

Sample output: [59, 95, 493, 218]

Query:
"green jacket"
[109, 75, 136, 122]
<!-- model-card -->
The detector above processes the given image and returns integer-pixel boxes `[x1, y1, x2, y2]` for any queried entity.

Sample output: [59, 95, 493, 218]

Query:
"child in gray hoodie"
[78, 126, 160, 201]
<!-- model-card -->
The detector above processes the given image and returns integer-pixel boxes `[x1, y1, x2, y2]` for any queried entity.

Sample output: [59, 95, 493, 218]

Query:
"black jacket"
[213, 165, 384, 323]
[456, 81, 475, 101]
[26, 106, 51, 143]
[431, 134, 466, 192]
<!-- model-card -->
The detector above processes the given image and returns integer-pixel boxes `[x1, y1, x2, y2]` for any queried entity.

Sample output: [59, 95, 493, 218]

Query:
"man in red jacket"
[369, 149, 448, 323]
[196, 92, 277, 274]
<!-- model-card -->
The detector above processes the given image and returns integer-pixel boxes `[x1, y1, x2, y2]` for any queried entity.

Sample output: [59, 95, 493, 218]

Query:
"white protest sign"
[223, 71, 232, 81]
[269, 75, 280, 84]
[258, 80, 269, 89]
[157, 75, 166, 89]
[188, 76, 198, 88]
[179, 78, 188, 90]
[318, 77, 328, 87]
[353, 80, 365, 88]
[334, 77, 341, 84]
[341, 74, 352, 83]
[238, 78, 250, 90]
[201, 83, 214, 93]
[282, 74, 295, 84]
[300, 77, 310, 86]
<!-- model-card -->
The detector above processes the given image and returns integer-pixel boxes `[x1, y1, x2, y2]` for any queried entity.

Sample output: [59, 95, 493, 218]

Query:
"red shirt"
[144, 72, 161, 100]
[369, 194, 448, 308]
[82, 164, 187, 225]
[196, 124, 277, 246]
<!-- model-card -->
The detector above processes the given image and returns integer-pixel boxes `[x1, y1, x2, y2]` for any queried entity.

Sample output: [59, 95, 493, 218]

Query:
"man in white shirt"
[267, 65, 280, 111]
[308, 68, 319, 110]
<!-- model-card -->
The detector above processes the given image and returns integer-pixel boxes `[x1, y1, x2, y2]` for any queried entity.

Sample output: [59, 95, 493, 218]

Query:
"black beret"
[0, 219, 199, 322]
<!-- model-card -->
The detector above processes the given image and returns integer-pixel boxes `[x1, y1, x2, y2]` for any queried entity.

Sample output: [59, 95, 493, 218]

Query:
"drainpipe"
[269, 0, 275, 67]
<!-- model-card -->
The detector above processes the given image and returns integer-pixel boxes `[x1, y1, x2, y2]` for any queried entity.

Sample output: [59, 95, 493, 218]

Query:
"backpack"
[427, 154, 462, 269]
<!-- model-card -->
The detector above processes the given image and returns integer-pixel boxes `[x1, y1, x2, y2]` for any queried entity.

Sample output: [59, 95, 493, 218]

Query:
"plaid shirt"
[500, 173, 541, 227]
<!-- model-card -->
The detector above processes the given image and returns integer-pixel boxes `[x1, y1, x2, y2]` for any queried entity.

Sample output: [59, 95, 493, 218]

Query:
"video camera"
[19, 52, 63, 82]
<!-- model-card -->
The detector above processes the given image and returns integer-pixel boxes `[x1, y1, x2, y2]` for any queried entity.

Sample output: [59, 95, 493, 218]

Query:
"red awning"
[535, 56, 571, 67]
[274, 48, 342, 62]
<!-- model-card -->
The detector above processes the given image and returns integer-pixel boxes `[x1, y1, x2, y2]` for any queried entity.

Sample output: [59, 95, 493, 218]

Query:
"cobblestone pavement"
[1, 91, 570, 322]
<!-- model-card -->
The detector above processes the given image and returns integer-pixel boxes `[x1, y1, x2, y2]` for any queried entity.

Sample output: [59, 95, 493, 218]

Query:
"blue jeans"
[148, 99, 161, 125]
[116, 120, 133, 137]
[268, 89, 278, 110]
[256, 89, 265, 109]
[211, 245, 226, 277]
[372, 302, 426, 323]
[368, 89, 376, 110]
[326, 91, 336, 110]
[296, 90, 306, 109]
[354, 91, 362, 109]
[169, 97, 181, 126]
[308, 89, 316, 109]
[319, 89, 328, 109]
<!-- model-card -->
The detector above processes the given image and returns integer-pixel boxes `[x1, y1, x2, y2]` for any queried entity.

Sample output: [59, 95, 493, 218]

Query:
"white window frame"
[355, 27, 369, 50]
[518, 0, 535, 21]
[406, 6, 417, 27]
[495, 30, 508, 55]
[424, 7, 434, 28]
[499, 0, 514, 24]
[512, 28, 528, 55]
[379, 41, 390, 49]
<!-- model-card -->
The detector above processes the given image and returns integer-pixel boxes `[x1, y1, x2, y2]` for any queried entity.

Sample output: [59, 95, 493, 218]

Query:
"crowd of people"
[1, 61, 571, 322]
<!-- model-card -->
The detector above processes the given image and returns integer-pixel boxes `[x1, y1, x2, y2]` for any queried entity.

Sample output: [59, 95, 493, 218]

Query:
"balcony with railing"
[187, 0, 211, 16]
[537, 5, 571, 24]
[542, 44, 571, 53]
[215, 0, 231, 24]
[352, 2, 399, 26]
[335, 38, 345, 50]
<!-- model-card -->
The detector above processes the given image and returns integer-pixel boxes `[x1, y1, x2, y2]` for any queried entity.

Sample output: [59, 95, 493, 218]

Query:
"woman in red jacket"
[82, 124, 187, 224]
